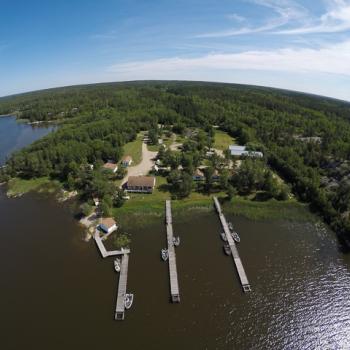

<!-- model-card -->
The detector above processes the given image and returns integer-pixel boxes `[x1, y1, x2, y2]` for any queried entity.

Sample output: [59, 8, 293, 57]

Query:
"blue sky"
[1, 0, 350, 100]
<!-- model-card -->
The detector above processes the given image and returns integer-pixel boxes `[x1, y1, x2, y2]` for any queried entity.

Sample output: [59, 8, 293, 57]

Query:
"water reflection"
[0, 116, 55, 165]
[1, 190, 350, 349]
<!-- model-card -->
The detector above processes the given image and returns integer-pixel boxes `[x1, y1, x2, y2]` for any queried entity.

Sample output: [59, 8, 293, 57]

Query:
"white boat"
[173, 236, 180, 247]
[223, 244, 231, 255]
[114, 258, 121, 272]
[161, 248, 169, 261]
[124, 293, 134, 309]
[220, 232, 227, 241]
[231, 231, 241, 243]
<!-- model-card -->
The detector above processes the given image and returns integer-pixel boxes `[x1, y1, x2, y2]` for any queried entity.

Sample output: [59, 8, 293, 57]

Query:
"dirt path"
[168, 133, 183, 151]
[121, 142, 157, 185]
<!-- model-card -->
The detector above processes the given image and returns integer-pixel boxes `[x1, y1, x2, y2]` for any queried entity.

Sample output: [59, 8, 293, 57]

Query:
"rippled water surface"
[0, 115, 54, 165]
[1, 188, 350, 350]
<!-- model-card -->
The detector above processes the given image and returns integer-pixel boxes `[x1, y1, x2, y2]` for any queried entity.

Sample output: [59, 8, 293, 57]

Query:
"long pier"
[115, 254, 129, 320]
[165, 200, 180, 302]
[94, 230, 130, 258]
[213, 197, 251, 292]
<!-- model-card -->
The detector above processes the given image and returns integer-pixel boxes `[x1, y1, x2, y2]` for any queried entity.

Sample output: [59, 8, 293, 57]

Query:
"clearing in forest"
[214, 130, 236, 151]
[122, 133, 143, 165]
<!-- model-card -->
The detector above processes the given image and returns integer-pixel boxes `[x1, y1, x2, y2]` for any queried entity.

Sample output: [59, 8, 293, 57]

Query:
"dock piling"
[213, 197, 251, 292]
[165, 200, 180, 302]
[115, 253, 130, 320]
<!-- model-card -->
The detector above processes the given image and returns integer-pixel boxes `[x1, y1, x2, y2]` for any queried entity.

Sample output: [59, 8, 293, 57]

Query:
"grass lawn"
[113, 175, 226, 225]
[6, 177, 61, 197]
[225, 196, 314, 222]
[147, 132, 186, 152]
[147, 144, 160, 152]
[123, 134, 143, 165]
[113, 171, 314, 227]
[214, 130, 236, 151]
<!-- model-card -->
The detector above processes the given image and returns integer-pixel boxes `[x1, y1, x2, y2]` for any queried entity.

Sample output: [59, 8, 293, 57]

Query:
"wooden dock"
[115, 254, 129, 320]
[165, 200, 180, 302]
[213, 197, 251, 292]
[94, 230, 130, 258]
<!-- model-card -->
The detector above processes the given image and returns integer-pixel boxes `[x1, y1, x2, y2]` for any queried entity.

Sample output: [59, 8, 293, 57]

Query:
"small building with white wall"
[121, 156, 133, 167]
[99, 217, 118, 234]
[229, 145, 263, 158]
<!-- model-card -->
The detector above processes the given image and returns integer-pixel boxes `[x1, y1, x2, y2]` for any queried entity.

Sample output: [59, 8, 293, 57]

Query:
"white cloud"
[196, 0, 307, 37]
[197, 0, 350, 38]
[277, 0, 350, 34]
[252, 0, 307, 20]
[226, 13, 246, 22]
[196, 18, 287, 37]
[108, 40, 350, 77]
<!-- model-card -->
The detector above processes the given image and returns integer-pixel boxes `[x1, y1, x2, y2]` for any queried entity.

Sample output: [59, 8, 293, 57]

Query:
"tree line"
[1, 81, 350, 240]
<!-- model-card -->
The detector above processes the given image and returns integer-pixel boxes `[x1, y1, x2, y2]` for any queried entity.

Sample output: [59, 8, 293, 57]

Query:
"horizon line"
[1, 79, 350, 104]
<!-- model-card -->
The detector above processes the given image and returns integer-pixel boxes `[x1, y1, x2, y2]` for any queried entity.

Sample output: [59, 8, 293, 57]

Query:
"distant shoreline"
[0, 114, 59, 126]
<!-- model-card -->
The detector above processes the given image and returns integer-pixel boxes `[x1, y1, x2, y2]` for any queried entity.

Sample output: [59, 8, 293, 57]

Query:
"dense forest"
[1, 81, 350, 241]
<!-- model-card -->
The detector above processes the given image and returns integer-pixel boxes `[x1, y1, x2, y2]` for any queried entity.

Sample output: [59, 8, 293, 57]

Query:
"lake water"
[1, 118, 350, 349]
[0, 115, 54, 165]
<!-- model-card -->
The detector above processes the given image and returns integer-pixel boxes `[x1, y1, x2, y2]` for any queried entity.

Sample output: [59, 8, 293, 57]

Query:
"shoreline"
[0, 113, 59, 125]
[113, 196, 315, 227]
[0, 114, 16, 117]
[4, 177, 318, 229]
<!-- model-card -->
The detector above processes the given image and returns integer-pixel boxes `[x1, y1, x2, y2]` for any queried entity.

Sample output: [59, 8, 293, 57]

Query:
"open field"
[123, 134, 143, 165]
[214, 130, 236, 150]
[147, 131, 187, 153]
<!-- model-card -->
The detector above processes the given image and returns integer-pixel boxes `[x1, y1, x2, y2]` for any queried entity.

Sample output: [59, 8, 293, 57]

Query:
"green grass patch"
[147, 144, 160, 152]
[123, 134, 143, 165]
[7, 177, 62, 197]
[113, 176, 315, 227]
[224, 196, 315, 222]
[175, 135, 186, 144]
[214, 130, 236, 150]
[114, 175, 225, 226]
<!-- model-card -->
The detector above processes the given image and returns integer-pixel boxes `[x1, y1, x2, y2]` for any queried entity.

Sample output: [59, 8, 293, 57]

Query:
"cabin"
[121, 156, 133, 167]
[102, 161, 118, 173]
[99, 217, 118, 234]
[193, 168, 205, 181]
[229, 145, 263, 158]
[125, 176, 156, 193]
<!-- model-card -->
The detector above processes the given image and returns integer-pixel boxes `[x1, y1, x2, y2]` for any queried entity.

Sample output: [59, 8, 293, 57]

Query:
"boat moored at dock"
[114, 258, 121, 272]
[231, 231, 241, 243]
[220, 232, 227, 241]
[213, 197, 251, 293]
[124, 293, 134, 309]
[161, 248, 169, 261]
[223, 244, 231, 256]
[173, 236, 180, 247]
